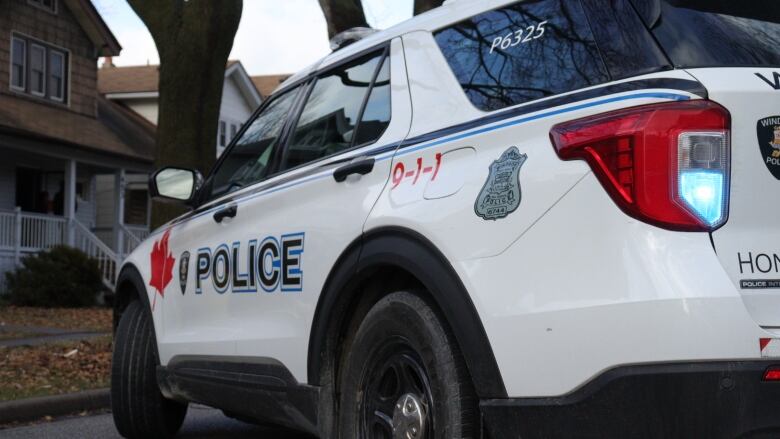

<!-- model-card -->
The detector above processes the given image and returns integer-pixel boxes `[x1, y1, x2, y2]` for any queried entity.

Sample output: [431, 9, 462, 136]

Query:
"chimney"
[102, 56, 115, 69]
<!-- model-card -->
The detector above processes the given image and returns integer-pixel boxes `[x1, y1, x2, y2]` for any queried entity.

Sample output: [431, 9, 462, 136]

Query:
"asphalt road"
[0, 405, 314, 439]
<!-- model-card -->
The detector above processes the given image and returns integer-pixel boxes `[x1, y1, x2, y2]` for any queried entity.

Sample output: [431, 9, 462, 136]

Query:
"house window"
[49, 51, 64, 101]
[219, 120, 227, 147]
[230, 123, 238, 141]
[30, 44, 46, 96]
[11, 38, 25, 90]
[28, 0, 57, 13]
[9, 34, 68, 104]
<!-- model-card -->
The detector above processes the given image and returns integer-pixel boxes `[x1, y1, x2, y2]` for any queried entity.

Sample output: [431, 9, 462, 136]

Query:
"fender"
[113, 263, 151, 331]
[307, 226, 507, 398]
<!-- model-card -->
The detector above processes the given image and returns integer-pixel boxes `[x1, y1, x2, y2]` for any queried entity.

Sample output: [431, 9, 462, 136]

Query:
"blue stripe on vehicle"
[148, 90, 691, 237]
[373, 91, 690, 162]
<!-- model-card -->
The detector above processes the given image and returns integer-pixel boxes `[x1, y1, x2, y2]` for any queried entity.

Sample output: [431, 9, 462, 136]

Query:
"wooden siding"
[0, 0, 99, 117]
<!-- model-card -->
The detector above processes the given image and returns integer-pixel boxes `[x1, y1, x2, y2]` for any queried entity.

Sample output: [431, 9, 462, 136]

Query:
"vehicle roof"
[275, 0, 519, 93]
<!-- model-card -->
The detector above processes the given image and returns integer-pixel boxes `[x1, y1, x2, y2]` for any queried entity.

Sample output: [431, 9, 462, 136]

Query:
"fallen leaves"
[0, 306, 112, 332]
[0, 336, 112, 401]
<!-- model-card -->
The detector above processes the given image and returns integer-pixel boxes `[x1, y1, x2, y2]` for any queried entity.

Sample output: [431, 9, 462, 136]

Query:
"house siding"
[125, 98, 159, 125]
[217, 76, 254, 155]
[221, 76, 254, 124]
[0, 0, 98, 117]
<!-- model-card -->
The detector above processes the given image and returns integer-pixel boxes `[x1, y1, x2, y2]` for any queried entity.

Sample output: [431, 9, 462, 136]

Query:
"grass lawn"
[0, 306, 112, 332]
[0, 335, 112, 401]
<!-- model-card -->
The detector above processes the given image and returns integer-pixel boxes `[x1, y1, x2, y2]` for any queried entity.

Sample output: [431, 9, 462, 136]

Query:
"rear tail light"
[550, 101, 730, 231]
[764, 366, 780, 381]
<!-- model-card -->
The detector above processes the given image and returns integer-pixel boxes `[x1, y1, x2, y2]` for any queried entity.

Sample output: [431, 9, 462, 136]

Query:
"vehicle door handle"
[333, 157, 375, 182]
[213, 203, 238, 223]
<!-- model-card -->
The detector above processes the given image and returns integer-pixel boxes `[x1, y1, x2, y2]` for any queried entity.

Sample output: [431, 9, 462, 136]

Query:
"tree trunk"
[126, 0, 243, 227]
[318, 0, 368, 39]
[414, 0, 444, 15]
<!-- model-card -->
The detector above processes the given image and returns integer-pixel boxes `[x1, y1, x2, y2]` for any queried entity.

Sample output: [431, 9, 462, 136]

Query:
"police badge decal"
[475, 147, 528, 220]
[757, 116, 780, 180]
[179, 251, 190, 295]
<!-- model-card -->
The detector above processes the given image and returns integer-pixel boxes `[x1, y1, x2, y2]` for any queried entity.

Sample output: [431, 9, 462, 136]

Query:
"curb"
[0, 388, 110, 425]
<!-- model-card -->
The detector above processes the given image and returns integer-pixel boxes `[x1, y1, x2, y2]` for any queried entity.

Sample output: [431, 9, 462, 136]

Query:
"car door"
[160, 39, 411, 382]
[154, 84, 305, 363]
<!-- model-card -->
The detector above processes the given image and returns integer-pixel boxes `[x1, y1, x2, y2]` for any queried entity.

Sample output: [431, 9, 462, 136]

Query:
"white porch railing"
[71, 220, 119, 290]
[93, 224, 151, 259]
[0, 209, 67, 253]
[122, 224, 150, 256]
[0, 208, 124, 291]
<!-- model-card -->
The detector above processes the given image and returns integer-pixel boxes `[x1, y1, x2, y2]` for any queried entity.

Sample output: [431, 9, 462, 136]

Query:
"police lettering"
[196, 233, 304, 294]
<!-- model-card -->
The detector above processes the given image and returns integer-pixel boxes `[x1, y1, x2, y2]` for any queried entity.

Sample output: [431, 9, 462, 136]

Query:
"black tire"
[339, 291, 478, 438]
[111, 300, 187, 439]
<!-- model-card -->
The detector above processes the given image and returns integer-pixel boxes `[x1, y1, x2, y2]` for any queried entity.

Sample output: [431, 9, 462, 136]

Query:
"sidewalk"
[0, 325, 108, 348]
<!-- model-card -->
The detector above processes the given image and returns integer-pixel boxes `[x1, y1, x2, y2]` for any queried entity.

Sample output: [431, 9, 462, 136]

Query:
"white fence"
[0, 208, 148, 292]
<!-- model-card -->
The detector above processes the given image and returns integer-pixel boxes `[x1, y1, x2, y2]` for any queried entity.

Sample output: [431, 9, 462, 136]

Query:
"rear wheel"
[111, 300, 187, 439]
[339, 291, 478, 438]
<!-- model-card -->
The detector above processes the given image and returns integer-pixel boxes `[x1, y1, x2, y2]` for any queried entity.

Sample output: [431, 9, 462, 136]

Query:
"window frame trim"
[29, 43, 47, 97]
[195, 40, 393, 208]
[276, 45, 391, 174]
[48, 49, 65, 102]
[9, 31, 70, 106]
[430, 0, 612, 114]
[196, 84, 307, 205]
[10, 36, 26, 92]
[218, 120, 227, 147]
[27, 0, 58, 14]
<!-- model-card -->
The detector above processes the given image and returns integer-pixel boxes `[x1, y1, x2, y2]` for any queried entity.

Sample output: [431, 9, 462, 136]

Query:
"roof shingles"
[0, 94, 154, 162]
[251, 74, 291, 98]
[98, 65, 160, 95]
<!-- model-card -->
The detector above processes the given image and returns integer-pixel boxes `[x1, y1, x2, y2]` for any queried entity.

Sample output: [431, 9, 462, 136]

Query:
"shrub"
[5, 246, 103, 308]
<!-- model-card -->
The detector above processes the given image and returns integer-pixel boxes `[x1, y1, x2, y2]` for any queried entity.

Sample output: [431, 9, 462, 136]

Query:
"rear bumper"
[481, 360, 780, 438]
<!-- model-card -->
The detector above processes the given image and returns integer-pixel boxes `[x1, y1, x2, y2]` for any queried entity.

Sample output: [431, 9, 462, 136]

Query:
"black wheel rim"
[359, 338, 434, 439]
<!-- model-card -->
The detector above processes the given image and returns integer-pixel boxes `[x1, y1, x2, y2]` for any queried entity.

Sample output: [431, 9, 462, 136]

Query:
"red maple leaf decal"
[149, 229, 175, 310]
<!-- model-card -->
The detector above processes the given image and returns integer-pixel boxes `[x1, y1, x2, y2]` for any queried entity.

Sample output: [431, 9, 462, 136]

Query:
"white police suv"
[111, 1, 780, 437]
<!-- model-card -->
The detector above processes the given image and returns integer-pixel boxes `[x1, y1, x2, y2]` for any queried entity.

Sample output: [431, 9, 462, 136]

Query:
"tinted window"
[206, 87, 299, 200]
[631, 0, 780, 68]
[580, 0, 670, 80]
[282, 51, 386, 171]
[434, 0, 609, 112]
[354, 56, 391, 146]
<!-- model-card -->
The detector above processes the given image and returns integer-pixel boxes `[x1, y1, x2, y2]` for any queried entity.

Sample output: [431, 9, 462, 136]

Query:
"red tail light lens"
[764, 366, 780, 381]
[550, 101, 730, 231]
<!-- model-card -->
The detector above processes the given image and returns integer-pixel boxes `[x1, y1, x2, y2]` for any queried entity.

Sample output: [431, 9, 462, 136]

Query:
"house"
[251, 74, 291, 100]
[0, 0, 155, 292]
[99, 60, 265, 157]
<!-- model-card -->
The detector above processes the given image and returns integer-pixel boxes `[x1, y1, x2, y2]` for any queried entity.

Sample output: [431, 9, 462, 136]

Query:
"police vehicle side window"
[280, 50, 389, 171]
[433, 0, 610, 112]
[353, 56, 391, 146]
[629, 0, 780, 68]
[205, 87, 300, 200]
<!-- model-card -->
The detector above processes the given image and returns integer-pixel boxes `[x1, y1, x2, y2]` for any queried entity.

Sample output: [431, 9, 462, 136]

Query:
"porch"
[0, 136, 153, 293]
[0, 208, 149, 292]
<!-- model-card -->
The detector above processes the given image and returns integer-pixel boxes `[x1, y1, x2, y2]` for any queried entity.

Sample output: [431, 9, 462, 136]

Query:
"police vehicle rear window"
[631, 0, 780, 68]
[433, 0, 610, 112]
